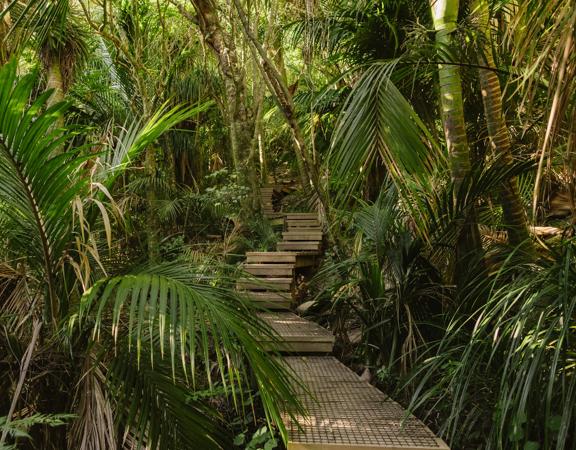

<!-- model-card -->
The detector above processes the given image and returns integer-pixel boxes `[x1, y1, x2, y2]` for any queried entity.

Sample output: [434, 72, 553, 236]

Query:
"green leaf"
[233, 433, 246, 446]
[78, 262, 306, 443]
[264, 438, 278, 450]
[545, 415, 562, 431]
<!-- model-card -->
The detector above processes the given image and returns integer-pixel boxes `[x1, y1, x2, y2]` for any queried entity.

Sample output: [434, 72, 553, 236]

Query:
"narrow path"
[237, 198, 449, 449]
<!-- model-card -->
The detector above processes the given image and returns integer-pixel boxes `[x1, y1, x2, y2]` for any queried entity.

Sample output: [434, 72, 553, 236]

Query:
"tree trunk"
[45, 59, 65, 105]
[42, 54, 67, 157]
[473, 0, 534, 253]
[185, 0, 259, 206]
[232, 0, 319, 193]
[431, 0, 470, 185]
[0, 2, 12, 65]
[430, 0, 484, 282]
[145, 147, 161, 263]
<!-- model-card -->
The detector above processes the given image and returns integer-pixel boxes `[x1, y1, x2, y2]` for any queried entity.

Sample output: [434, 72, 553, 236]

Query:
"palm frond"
[96, 101, 214, 190]
[108, 349, 230, 450]
[77, 261, 305, 441]
[0, 59, 89, 317]
[408, 240, 576, 448]
[68, 358, 115, 450]
[329, 61, 445, 236]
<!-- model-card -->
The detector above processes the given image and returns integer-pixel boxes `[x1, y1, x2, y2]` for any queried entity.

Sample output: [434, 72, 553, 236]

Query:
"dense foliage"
[0, 0, 574, 449]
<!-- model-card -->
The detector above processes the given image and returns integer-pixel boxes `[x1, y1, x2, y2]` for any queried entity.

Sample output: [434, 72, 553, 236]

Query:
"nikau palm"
[0, 60, 300, 450]
[471, 0, 533, 251]
[430, 0, 470, 185]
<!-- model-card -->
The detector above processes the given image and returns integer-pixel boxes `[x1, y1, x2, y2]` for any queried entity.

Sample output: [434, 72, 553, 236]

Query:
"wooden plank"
[282, 232, 322, 241]
[242, 292, 291, 310]
[282, 357, 451, 450]
[246, 252, 298, 263]
[286, 219, 320, 227]
[285, 213, 318, 219]
[258, 312, 334, 353]
[286, 228, 322, 234]
[277, 242, 321, 252]
[236, 277, 292, 291]
[287, 225, 322, 231]
[244, 264, 294, 276]
[244, 254, 316, 268]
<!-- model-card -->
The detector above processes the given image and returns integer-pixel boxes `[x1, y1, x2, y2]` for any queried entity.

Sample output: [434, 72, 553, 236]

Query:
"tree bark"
[232, 0, 319, 195]
[183, 0, 259, 202]
[0, 1, 12, 65]
[45, 57, 66, 129]
[430, 0, 484, 281]
[145, 147, 161, 263]
[472, 0, 534, 253]
[431, 0, 470, 185]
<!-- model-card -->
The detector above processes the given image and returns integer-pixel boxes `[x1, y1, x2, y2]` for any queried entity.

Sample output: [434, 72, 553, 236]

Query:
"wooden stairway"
[236, 210, 449, 450]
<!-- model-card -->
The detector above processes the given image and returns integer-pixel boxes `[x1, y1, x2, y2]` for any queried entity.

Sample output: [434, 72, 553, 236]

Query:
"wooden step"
[258, 313, 334, 353]
[285, 213, 318, 219]
[244, 263, 294, 277]
[242, 291, 291, 310]
[286, 219, 320, 227]
[246, 252, 297, 264]
[282, 356, 451, 450]
[282, 231, 323, 241]
[277, 241, 322, 252]
[287, 225, 322, 231]
[236, 277, 292, 291]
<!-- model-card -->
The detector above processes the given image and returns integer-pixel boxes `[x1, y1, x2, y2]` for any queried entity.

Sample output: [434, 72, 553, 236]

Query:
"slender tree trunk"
[0, 2, 12, 65]
[42, 54, 67, 156]
[431, 0, 470, 184]
[183, 0, 259, 207]
[45, 57, 66, 129]
[0, 321, 42, 445]
[472, 0, 534, 253]
[232, 0, 319, 194]
[430, 0, 484, 281]
[145, 147, 161, 263]
[45, 59, 65, 106]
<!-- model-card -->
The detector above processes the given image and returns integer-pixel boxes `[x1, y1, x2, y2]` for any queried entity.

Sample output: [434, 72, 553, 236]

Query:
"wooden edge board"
[288, 441, 450, 450]
[260, 342, 334, 353]
[247, 252, 301, 256]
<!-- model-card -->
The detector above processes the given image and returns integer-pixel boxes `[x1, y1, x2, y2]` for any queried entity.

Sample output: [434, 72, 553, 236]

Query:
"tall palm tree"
[429, 0, 470, 185]
[471, 0, 534, 252]
[7, 0, 89, 112]
[429, 0, 484, 278]
[0, 59, 300, 450]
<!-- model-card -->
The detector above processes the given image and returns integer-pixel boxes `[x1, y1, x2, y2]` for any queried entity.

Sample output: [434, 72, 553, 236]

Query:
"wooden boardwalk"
[283, 357, 449, 450]
[236, 197, 450, 450]
[258, 312, 334, 353]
